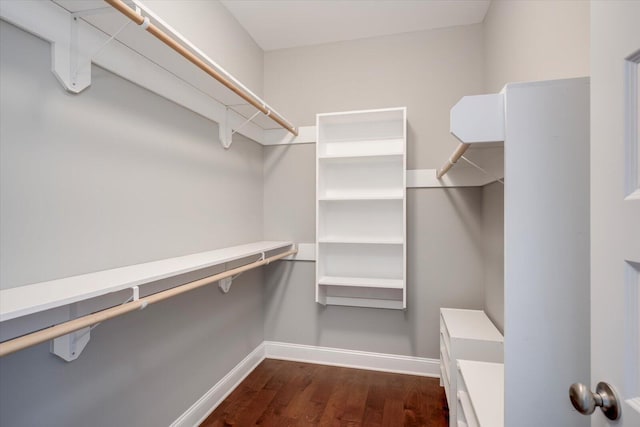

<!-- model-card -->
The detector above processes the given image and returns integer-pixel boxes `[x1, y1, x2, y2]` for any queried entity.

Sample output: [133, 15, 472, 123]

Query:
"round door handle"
[569, 382, 620, 420]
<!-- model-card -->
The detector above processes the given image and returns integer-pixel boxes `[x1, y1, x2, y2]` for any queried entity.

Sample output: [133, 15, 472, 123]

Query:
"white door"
[589, 1, 640, 426]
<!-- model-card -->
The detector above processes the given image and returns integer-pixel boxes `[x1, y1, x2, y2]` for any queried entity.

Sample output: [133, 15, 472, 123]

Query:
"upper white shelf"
[318, 139, 405, 158]
[0, 241, 293, 322]
[318, 148, 404, 160]
[450, 93, 505, 144]
[0, 0, 298, 146]
[430, 92, 505, 184]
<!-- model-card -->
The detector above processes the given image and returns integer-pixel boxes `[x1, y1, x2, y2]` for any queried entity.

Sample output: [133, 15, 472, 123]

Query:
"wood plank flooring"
[200, 359, 449, 427]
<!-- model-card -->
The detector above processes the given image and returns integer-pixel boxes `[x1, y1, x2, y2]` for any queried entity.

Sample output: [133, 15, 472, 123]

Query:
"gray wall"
[264, 24, 486, 169]
[143, 0, 264, 97]
[483, 0, 590, 93]
[0, 21, 264, 427]
[264, 184, 485, 357]
[482, 182, 504, 333]
[263, 25, 487, 359]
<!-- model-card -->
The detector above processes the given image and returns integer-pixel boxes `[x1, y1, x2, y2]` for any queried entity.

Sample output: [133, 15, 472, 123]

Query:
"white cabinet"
[456, 360, 504, 427]
[440, 308, 503, 427]
[316, 108, 406, 309]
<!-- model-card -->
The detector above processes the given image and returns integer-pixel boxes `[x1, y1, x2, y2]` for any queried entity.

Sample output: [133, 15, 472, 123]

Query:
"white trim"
[264, 341, 439, 377]
[170, 343, 266, 427]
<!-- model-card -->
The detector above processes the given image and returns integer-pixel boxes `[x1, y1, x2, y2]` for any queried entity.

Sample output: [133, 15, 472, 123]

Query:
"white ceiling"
[221, 0, 491, 51]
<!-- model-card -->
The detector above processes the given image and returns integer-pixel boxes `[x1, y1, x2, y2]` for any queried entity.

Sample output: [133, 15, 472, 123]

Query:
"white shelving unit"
[440, 308, 503, 427]
[316, 108, 406, 309]
[456, 360, 504, 427]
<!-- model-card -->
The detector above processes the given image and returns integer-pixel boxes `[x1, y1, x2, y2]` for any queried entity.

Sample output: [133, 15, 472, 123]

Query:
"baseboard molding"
[171, 341, 440, 426]
[170, 343, 266, 427]
[264, 341, 440, 378]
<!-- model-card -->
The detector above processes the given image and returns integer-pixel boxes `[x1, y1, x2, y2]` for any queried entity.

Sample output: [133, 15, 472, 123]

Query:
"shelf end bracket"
[219, 108, 233, 149]
[50, 304, 90, 362]
[218, 276, 233, 293]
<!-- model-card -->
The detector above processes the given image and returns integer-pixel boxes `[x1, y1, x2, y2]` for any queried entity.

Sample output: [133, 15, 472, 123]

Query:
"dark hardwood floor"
[200, 359, 449, 427]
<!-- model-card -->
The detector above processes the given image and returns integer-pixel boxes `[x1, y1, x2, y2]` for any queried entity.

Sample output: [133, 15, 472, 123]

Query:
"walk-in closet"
[1, 1, 638, 427]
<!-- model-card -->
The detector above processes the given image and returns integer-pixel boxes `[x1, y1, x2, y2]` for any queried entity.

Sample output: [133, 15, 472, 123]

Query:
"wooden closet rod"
[104, 0, 298, 137]
[436, 143, 470, 179]
[0, 247, 297, 357]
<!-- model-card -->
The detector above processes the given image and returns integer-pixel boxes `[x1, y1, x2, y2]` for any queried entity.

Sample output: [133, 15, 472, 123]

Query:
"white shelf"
[441, 308, 505, 342]
[318, 238, 403, 245]
[318, 155, 403, 199]
[0, 241, 293, 322]
[318, 198, 403, 243]
[457, 360, 504, 427]
[318, 194, 403, 201]
[324, 296, 404, 310]
[440, 308, 503, 427]
[316, 108, 406, 309]
[318, 191, 404, 200]
[318, 150, 404, 160]
[318, 276, 404, 289]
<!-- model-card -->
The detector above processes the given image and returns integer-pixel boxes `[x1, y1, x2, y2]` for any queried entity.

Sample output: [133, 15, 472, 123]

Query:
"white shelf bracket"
[218, 276, 233, 293]
[218, 251, 267, 293]
[49, 285, 145, 362]
[219, 108, 233, 149]
[50, 327, 91, 362]
[50, 304, 90, 362]
[53, 11, 92, 93]
[70, 15, 132, 92]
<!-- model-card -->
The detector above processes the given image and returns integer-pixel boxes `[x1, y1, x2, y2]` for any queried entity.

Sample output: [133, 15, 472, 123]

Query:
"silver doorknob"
[569, 382, 620, 420]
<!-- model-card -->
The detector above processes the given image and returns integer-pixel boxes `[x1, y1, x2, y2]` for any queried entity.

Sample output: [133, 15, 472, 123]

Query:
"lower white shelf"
[457, 360, 504, 427]
[318, 194, 403, 201]
[318, 276, 403, 289]
[324, 296, 404, 310]
[0, 241, 294, 322]
[318, 238, 403, 245]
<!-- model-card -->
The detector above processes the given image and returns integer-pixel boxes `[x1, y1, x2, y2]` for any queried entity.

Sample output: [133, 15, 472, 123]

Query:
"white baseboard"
[170, 343, 266, 427]
[264, 341, 439, 378]
[171, 341, 440, 426]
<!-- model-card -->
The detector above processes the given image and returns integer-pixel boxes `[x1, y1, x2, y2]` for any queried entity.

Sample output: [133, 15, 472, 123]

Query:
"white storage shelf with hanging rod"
[435, 93, 505, 183]
[0, 241, 297, 360]
[0, 0, 305, 148]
